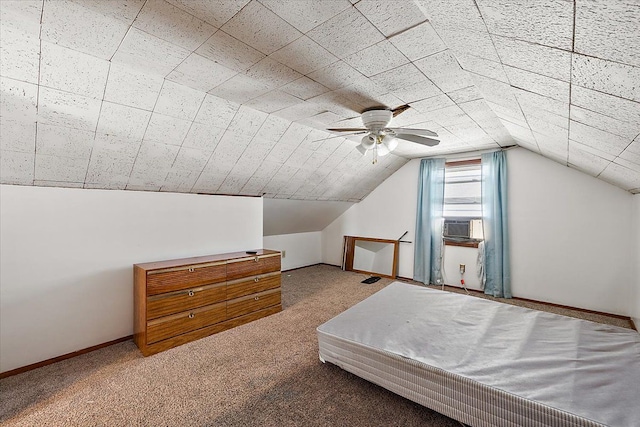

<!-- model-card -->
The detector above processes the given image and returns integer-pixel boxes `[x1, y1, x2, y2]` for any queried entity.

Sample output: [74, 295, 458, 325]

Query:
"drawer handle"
[254, 277, 259, 282]
[254, 256, 259, 262]
[254, 296, 260, 301]
[188, 267, 195, 272]
[188, 312, 195, 319]
[188, 290, 195, 297]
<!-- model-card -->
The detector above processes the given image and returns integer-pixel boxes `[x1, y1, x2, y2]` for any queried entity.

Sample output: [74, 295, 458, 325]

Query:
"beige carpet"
[0, 265, 632, 426]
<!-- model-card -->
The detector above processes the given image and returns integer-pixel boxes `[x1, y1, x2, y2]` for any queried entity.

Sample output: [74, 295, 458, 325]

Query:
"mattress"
[317, 282, 640, 427]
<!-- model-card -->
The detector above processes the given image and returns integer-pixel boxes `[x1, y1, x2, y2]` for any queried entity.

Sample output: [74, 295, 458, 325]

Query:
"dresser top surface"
[134, 249, 280, 271]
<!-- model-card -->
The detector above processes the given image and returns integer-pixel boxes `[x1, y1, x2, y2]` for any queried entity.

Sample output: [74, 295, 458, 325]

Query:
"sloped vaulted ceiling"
[1, 0, 639, 201]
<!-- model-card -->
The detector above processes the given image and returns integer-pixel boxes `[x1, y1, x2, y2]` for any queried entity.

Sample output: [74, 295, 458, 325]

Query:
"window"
[443, 160, 483, 246]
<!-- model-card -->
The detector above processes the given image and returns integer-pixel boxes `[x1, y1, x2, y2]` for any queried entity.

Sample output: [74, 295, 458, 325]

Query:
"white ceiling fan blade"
[386, 127, 439, 138]
[395, 133, 440, 147]
[327, 127, 369, 132]
[313, 132, 367, 142]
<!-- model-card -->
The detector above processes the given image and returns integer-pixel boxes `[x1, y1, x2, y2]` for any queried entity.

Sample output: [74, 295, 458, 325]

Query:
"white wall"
[632, 194, 640, 329]
[353, 241, 395, 276]
[508, 148, 633, 315]
[263, 198, 352, 236]
[442, 246, 482, 290]
[263, 231, 321, 271]
[0, 185, 262, 373]
[322, 148, 635, 316]
[322, 159, 420, 278]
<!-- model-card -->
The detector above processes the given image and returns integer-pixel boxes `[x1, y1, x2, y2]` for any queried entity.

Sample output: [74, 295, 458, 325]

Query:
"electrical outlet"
[282, 250, 286, 258]
[459, 264, 465, 274]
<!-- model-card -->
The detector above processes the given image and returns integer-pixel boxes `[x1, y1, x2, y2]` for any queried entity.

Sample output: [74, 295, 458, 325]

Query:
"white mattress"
[317, 282, 640, 427]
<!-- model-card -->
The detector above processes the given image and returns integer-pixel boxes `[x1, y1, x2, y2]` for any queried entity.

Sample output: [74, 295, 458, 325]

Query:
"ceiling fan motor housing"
[362, 109, 392, 130]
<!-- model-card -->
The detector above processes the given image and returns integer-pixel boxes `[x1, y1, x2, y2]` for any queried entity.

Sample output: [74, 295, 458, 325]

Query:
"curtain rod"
[420, 145, 518, 161]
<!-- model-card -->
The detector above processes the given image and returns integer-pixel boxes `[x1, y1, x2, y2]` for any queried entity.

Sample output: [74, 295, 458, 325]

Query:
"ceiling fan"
[327, 107, 440, 163]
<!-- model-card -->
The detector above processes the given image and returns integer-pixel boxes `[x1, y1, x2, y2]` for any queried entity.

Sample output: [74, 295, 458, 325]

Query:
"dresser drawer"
[146, 302, 226, 344]
[147, 262, 226, 296]
[226, 254, 280, 280]
[227, 288, 281, 319]
[147, 282, 227, 320]
[227, 272, 281, 300]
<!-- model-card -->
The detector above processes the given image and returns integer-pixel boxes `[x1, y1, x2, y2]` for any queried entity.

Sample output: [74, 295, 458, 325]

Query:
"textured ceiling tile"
[567, 138, 615, 161]
[41, 0, 130, 59]
[221, 1, 302, 55]
[448, 86, 484, 104]
[477, 0, 573, 50]
[133, 0, 216, 51]
[71, 0, 145, 24]
[0, 119, 36, 153]
[245, 90, 303, 113]
[435, 27, 501, 63]
[599, 162, 640, 191]
[306, 7, 386, 59]
[0, 0, 43, 34]
[207, 74, 271, 104]
[226, 105, 269, 137]
[519, 104, 568, 129]
[103, 63, 164, 111]
[253, 115, 291, 143]
[195, 95, 240, 129]
[195, 30, 266, 73]
[410, 94, 456, 113]
[0, 77, 38, 122]
[170, 146, 212, 171]
[0, 23, 40, 84]
[154, 80, 206, 121]
[414, 0, 487, 32]
[167, 53, 238, 93]
[38, 87, 102, 131]
[143, 113, 192, 146]
[34, 154, 89, 183]
[488, 102, 528, 128]
[40, 41, 110, 99]
[273, 101, 327, 122]
[570, 85, 640, 126]
[161, 169, 202, 192]
[96, 101, 152, 141]
[269, 36, 338, 75]
[343, 40, 409, 78]
[355, 0, 426, 37]
[512, 87, 569, 118]
[568, 141, 611, 176]
[166, 0, 249, 28]
[85, 134, 139, 187]
[112, 28, 190, 76]
[493, 36, 572, 82]
[504, 65, 570, 103]
[414, 50, 473, 93]
[570, 105, 638, 141]
[575, 0, 640, 67]
[259, 0, 351, 33]
[455, 53, 509, 83]
[370, 63, 441, 103]
[388, 22, 445, 62]
[617, 148, 640, 169]
[0, 150, 34, 184]
[128, 141, 180, 185]
[182, 123, 225, 151]
[426, 105, 469, 127]
[469, 73, 520, 111]
[281, 76, 330, 100]
[36, 123, 94, 159]
[526, 114, 569, 140]
[245, 57, 303, 90]
[569, 120, 630, 157]
[572, 54, 640, 102]
[306, 61, 368, 90]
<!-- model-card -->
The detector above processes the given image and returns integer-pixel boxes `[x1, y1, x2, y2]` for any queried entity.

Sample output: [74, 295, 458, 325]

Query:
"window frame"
[443, 159, 483, 248]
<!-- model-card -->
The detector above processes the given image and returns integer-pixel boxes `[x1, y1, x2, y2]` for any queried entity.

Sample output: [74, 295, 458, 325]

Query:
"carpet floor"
[0, 265, 632, 426]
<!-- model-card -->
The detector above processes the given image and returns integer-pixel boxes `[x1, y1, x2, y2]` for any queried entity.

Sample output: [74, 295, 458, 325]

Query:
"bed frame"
[317, 282, 640, 427]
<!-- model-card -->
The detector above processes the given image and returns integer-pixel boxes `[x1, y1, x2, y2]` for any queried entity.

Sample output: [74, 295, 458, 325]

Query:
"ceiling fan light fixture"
[377, 143, 390, 157]
[356, 144, 368, 155]
[382, 135, 398, 152]
[360, 135, 375, 150]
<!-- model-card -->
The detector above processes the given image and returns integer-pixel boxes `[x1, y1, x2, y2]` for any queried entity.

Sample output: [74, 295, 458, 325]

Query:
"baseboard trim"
[396, 279, 630, 321]
[0, 335, 132, 379]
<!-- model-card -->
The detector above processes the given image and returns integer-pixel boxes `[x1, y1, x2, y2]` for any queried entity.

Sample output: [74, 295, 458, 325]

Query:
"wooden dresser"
[134, 249, 281, 356]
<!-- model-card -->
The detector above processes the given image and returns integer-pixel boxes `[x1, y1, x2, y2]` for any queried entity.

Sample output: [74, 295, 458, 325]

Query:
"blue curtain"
[481, 151, 511, 298]
[414, 158, 445, 285]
